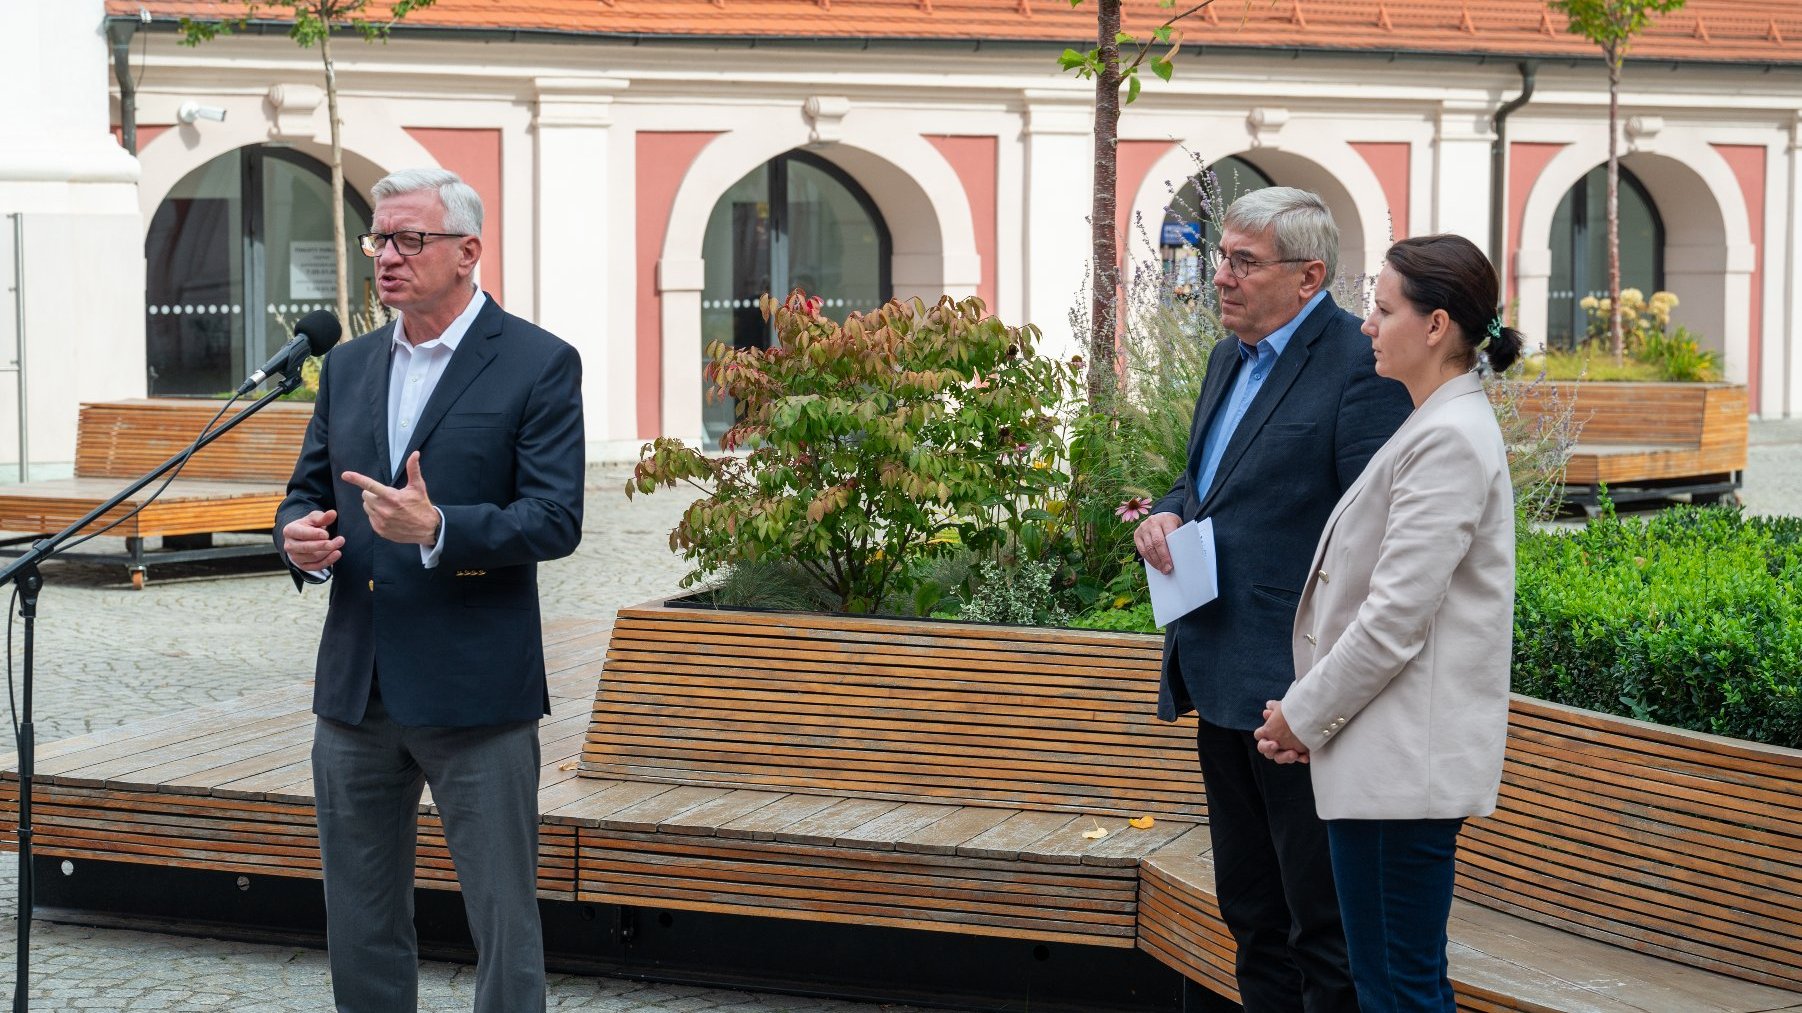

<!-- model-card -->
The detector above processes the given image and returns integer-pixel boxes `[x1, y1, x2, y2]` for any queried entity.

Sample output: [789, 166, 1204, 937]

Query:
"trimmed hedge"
[1513, 507, 1802, 749]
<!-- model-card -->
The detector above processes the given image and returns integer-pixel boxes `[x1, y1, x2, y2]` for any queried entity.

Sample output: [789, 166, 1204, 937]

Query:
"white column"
[1020, 90, 1094, 362]
[0, 0, 143, 476]
[657, 257, 705, 445]
[1515, 247, 1552, 354]
[1431, 101, 1496, 252]
[532, 77, 629, 454]
[1785, 114, 1802, 417]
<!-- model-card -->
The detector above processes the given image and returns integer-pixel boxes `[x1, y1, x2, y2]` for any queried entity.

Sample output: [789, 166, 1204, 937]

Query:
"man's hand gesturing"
[342, 452, 440, 546]
[283, 509, 343, 570]
[1133, 512, 1184, 575]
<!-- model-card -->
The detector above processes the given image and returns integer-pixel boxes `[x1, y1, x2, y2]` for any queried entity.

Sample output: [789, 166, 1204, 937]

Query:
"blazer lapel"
[1195, 294, 1337, 516]
[1303, 370, 1484, 603]
[1181, 340, 1243, 516]
[361, 320, 399, 484]
[391, 294, 502, 483]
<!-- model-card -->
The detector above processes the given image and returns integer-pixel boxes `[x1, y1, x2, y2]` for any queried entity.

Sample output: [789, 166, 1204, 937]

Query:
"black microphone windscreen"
[296, 310, 343, 358]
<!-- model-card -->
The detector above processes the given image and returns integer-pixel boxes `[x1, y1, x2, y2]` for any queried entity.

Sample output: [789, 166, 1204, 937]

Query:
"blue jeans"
[1325, 818, 1465, 1013]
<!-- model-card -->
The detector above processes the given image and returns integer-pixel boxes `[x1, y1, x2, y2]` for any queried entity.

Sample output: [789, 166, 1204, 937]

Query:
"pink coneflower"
[1116, 497, 1153, 523]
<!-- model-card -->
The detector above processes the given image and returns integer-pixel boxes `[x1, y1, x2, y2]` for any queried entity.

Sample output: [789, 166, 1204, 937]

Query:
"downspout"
[108, 18, 139, 155]
[1489, 61, 1537, 301]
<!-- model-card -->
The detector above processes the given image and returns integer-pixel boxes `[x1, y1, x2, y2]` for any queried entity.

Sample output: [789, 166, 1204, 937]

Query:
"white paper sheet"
[1146, 517, 1219, 628]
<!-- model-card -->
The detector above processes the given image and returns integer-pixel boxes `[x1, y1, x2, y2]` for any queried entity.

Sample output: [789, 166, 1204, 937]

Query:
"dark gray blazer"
[275, 294, 586, 728]
[1153, 293, 1412, 729]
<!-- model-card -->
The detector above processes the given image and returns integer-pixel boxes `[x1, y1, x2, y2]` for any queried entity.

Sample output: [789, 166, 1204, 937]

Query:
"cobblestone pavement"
[0, 422, 1797, 1010]
[0, 465, 932, 1011]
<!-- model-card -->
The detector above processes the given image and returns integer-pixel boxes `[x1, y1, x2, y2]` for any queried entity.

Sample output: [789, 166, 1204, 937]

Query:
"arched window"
[1159, 155, 1273, 297]
[698, 150, 891, 445]
[1547, 165, 1664, 350]
[145, 146, 374, 396]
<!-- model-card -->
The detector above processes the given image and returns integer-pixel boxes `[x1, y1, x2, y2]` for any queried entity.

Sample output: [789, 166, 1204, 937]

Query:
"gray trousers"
[312, 695, 545, 1013]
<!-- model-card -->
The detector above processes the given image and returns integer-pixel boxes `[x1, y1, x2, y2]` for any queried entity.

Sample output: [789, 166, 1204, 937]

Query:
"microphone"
[237, 310, 342, 395]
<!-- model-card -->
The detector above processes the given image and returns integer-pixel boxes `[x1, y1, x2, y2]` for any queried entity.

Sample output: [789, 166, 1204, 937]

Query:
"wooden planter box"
[1509, 381, 1748, 504]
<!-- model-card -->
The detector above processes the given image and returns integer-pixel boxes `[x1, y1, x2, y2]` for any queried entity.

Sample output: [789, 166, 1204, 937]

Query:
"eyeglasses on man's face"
[357, 230, 468, 257]
[1206, 248, 1314, 280]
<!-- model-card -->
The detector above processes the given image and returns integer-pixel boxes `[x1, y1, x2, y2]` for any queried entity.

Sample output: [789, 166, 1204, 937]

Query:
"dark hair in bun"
[1381, 234, 1523, 374]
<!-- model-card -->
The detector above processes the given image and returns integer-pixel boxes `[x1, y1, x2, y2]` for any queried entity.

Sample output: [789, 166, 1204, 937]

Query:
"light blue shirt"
[1191, 291, 1328, 500]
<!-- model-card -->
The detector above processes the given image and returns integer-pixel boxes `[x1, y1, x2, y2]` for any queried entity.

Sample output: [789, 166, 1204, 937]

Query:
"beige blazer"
[1283, 371, 1515, 821]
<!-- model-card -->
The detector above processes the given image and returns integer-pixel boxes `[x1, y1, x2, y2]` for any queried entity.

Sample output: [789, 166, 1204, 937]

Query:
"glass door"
[699, 151, 891, 445]
[145, 146, 373, 395]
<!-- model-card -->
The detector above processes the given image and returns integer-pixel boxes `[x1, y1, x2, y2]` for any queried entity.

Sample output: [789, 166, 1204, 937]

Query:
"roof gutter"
[1489, 61, 1537, 303]
[105, 16, 1800, 73]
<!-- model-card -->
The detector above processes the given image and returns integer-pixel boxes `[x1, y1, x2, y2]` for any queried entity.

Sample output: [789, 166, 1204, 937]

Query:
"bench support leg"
[126, 537, 145, 591]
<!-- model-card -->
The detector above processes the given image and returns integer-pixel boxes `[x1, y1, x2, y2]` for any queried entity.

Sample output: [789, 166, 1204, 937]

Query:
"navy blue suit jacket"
[1153, 293, 1411, 729]
[275, 293, 585, 728]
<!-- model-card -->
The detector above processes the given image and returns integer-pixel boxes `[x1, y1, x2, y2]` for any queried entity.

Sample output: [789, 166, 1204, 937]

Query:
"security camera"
[177, 102, 227, 124]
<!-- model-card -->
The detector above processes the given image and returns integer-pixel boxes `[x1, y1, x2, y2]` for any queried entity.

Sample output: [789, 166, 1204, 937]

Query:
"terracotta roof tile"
[111, 1, 1802, 65]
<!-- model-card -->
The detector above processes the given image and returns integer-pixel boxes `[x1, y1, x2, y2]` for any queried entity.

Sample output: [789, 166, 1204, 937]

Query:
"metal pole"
[8, 214, 23, 482]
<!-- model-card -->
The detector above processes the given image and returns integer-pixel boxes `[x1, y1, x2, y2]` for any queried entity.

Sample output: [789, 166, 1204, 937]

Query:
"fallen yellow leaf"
[1128, 815, 1156, 830]
[1082, 826, 1109, 840]
[558, 761, 579, 772]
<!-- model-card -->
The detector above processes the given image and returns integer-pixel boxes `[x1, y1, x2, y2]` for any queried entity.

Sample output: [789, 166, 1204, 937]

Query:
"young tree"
[181, 1, 438, 329]
[1550, 0, 1686, 363]
[1060, 0, 1228, 409]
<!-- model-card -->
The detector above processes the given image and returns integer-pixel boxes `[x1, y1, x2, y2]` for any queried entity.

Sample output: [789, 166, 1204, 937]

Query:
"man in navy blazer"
[276, 169, 583, 1013]
[1135, 187, 1411, 1013]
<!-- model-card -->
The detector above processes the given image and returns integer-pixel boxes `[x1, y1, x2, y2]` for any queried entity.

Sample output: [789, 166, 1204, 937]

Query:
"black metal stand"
[4, 376, 300, 1012]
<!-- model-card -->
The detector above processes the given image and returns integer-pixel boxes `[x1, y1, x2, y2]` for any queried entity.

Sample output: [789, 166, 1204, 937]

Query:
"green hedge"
[1514, 507, 1802, 749]
[1069, 506, 1802, 750]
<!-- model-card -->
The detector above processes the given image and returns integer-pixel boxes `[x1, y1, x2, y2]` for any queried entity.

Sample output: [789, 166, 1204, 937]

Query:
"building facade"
[4, 0, 1800, 468]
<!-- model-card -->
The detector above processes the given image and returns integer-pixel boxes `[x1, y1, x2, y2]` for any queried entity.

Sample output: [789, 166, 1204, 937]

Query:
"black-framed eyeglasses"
[1207, 249, 1315, 280]
[357, 230, 468, 257]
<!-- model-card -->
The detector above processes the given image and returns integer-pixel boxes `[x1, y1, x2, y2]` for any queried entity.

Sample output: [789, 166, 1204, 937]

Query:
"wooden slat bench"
[0, 398, 314, 587]
[572, 603, 1208, 947]
[1136, 691, 1802, 1012]
[0, 620, 611, 899]
[1509, 381, 1748, 507]
[4, 603, 1802, 1012]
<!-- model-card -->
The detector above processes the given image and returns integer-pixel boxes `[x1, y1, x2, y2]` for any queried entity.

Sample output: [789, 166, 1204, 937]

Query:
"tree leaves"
[630, 290, 1081, 613]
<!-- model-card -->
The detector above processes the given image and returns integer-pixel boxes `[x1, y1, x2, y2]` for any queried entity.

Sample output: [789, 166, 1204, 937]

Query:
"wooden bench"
[0, 399, 314, 587]
[1137, 690, 1802, 1012]
[573, 602, 1207, 947]
[1509, 381, 1748, 508]
[5, 603, 1802, 1012]
[0, 620, 611, 899]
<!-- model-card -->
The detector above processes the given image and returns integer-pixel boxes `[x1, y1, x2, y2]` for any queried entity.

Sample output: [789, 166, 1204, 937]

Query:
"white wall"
[0, 0, 144, 475]
[93, 22, 1802, 436]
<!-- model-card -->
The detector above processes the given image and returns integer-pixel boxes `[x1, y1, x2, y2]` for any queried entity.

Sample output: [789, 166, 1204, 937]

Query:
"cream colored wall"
[89, 25, 1802, 457]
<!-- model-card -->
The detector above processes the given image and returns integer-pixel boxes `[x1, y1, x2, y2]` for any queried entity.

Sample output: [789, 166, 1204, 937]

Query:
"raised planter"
[1509, 380, 1748, 504]
[584, 598, 1802, 1007]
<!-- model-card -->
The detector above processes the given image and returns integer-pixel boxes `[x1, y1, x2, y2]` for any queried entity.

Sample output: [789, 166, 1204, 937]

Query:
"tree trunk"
[321, 26, 351, 330]
[1606, 51, 1623, 364]
[1087, 0, 1122, 409]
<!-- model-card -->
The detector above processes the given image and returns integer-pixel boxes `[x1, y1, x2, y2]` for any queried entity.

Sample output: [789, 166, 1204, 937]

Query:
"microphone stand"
[4, 372, 303, 1012]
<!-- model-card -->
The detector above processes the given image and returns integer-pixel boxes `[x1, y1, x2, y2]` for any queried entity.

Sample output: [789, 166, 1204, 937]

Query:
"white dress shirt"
[389, 289, 486, 569]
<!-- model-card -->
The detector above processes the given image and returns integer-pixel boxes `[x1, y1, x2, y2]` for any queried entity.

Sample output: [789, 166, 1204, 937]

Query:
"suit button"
[1318, 570, 1330, 583]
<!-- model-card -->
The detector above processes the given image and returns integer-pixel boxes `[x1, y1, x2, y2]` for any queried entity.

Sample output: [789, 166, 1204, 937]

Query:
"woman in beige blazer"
[1253, 234, 1522, 1013]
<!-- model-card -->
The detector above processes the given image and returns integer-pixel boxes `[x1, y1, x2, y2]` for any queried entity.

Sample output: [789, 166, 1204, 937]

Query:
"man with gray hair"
[276, 167, 585, 1012]
[1134, 186, 1411, 1012]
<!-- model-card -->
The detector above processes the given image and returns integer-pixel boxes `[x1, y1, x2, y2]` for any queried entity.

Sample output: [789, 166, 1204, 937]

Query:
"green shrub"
[1514, 505, 1802, 748]
[629, 291, 1078, 613]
